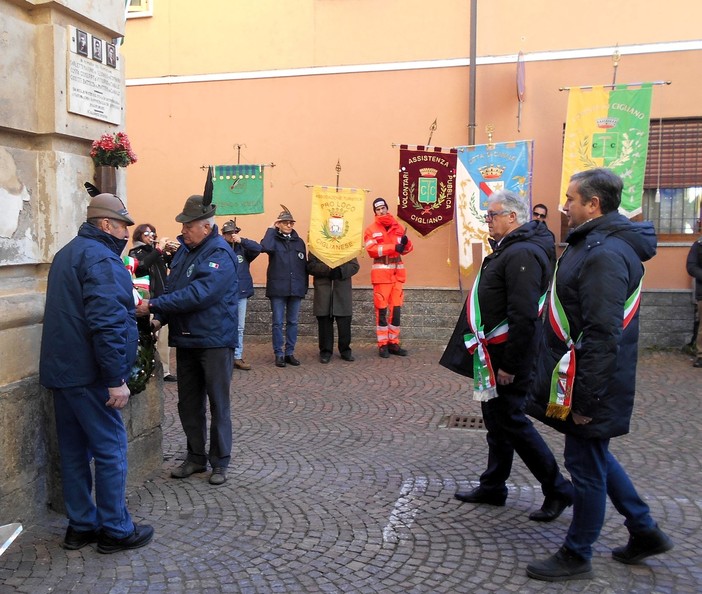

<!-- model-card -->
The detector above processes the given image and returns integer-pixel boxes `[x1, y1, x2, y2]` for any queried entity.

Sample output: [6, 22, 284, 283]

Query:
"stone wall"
[1, 364, 163, 523]
[0, 0, 165, 527]
[639, 290, 697, 349]
[245, 286, 696, 350]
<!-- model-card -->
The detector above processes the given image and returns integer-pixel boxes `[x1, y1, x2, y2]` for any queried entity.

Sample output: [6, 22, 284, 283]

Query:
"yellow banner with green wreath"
[560, 84, 652, 216]
[308, 186, 365, 268]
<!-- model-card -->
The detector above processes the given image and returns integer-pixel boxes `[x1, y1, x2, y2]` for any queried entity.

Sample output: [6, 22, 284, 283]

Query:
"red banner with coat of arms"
[397, 145, 457, 236]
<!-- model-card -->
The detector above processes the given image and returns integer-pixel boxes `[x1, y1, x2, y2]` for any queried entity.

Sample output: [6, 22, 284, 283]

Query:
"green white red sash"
[546, 250, 643, 420]
[462, 267, 546, 402]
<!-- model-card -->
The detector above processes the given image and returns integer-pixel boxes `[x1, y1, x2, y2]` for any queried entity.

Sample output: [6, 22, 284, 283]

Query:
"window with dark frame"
[559, 117, 702, 241]
[643, 117, 702, 237]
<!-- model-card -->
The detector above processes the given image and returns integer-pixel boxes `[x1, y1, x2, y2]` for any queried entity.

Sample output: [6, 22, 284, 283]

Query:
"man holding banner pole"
[364, 197, 414, 358]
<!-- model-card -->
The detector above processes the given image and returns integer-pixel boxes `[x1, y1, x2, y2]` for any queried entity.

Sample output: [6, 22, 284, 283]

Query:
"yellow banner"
[560, 86, 609, 206]
[308, 186, 366, 268]
[560, 85, 653, 214]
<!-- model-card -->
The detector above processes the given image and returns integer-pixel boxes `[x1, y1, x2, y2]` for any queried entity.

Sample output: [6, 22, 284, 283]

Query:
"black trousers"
[175, 347, 235, 469]
[478, 383, 572, 500]
[317, 315, 352, 357]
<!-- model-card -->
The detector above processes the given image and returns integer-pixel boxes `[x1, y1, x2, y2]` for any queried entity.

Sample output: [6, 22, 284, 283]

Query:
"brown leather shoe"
[234, 359, 251, 370]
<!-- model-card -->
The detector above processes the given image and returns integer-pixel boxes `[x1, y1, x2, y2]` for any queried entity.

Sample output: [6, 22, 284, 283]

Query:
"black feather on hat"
[84, 182, 101, 197]
[276, 204, 295, 222]
[203, 166, 214, 207]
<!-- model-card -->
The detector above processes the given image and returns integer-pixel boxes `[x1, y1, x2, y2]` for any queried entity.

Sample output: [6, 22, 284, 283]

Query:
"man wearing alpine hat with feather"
[137, 173, 238, 486]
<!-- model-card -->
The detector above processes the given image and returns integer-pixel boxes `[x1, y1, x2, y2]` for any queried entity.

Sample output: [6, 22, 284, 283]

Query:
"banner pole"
[559, 80, 671, 91]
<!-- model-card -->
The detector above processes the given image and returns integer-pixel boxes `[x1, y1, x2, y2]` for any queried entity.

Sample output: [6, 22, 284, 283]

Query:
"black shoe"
[209, 467, 227, 485]
[163, 374, 177, 382]
[694, 357, 702, 368]
[454, 487, 506, 506]
[611, 525, 674, 564]
[379, 345, 390, 358]
[97, 524, 154, 554]
[320, 353, 331, 364]
[275, 356, 286, 367]
[388, 344, 408, 356]
[529, 495, 572, 522]
[284, 355, 301, 366]
[170, 460, 207, 478]
[61, 526, 99, 550]
[526, 546, 593, 581]
[340, 352, 355, 362]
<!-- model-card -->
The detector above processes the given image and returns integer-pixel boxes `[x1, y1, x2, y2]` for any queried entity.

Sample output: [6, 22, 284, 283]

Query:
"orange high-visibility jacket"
[363, 216, 413, 284]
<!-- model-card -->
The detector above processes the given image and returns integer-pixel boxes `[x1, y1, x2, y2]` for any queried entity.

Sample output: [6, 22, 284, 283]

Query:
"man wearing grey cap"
[137, 194, 239, 486]
[40, 192, 154, 554]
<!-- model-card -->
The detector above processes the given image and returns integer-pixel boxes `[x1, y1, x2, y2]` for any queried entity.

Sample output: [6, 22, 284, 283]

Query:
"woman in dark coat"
[307, 253, 360, 363]
[129, 223, 178, 380]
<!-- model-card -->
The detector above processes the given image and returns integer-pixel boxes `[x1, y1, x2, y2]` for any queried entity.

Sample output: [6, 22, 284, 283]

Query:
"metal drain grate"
[442, 415, 486, 430]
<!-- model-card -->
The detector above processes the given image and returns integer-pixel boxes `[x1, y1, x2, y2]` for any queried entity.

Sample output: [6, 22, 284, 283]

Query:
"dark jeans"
[53, 384, 134, 538]
[478, 383, 571, 500]
[317, 315, 352, 356]
[175, 347, 235, 469]
[563, 434, 655, 559]
[270, 296, 302, 356]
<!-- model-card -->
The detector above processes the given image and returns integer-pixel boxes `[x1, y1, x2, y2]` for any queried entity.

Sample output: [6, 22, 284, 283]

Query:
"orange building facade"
[122, 0, 702, 292]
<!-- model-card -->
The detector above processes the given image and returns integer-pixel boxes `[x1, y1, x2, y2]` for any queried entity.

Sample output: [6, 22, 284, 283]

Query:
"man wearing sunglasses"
[532, 203, 549, 222]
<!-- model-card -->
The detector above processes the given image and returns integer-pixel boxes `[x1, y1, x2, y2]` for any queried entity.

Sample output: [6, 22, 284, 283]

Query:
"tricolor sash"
[462, 268, 509, 401]
[546, 251, 643, 420]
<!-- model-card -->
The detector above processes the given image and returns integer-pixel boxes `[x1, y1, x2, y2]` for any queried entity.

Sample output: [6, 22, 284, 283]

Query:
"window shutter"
[644, 117, 702, 188]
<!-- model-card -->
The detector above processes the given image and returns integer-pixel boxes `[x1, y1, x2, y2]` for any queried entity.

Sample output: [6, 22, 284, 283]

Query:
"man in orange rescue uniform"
[364, 197, 414, 358]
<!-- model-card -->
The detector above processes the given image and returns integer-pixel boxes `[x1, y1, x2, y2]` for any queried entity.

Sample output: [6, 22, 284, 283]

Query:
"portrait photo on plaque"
[92, 36, 103, 63]
[106, 43, 117, 68]
[77, 29, 88, 56]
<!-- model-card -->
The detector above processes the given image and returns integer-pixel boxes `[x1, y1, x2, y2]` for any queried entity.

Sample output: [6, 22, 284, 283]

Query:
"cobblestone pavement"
[2, 342, 701, 593]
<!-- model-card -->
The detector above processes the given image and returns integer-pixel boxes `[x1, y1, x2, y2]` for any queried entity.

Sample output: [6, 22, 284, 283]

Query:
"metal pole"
[468, 0, 477, 145]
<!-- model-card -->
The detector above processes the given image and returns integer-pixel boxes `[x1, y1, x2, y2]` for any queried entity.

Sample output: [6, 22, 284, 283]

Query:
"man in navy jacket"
[222, 219, 262, 370]
[526, 168, 673, 581]
[138, 195, 238, 486]
[40, 193, 154, 554]
[260, 206, 308, 367]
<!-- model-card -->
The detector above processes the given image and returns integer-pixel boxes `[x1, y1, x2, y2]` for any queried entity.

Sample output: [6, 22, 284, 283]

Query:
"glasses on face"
[532, 212, 547, 220]
[279, 221, 295, 227]
[483, 210, 511, 222]
[142, 231, 156, 237]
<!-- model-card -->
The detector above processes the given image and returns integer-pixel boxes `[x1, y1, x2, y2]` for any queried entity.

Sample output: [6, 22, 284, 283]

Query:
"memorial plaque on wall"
[66, 26, 122, 125]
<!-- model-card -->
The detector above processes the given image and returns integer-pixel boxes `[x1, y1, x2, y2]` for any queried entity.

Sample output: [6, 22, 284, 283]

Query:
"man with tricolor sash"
[440, 189, 573, 522]
[526, 168, 673, 582]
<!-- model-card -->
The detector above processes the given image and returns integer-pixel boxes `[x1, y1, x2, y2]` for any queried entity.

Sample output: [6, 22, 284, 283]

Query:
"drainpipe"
[468, 0, 477, 145]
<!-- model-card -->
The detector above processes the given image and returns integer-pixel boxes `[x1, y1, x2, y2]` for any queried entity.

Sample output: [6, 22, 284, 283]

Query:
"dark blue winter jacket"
[260, 227, 308, 298]
[40, 222, 138, 389]
[150, 226, 239, 349]
[528, 212, 657, 439]
[231, 238, 262, 299]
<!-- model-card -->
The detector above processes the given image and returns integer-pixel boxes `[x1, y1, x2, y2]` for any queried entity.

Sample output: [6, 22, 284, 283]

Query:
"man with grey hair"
[441, 189, 573, 521]
[137, 195, 238, 486]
